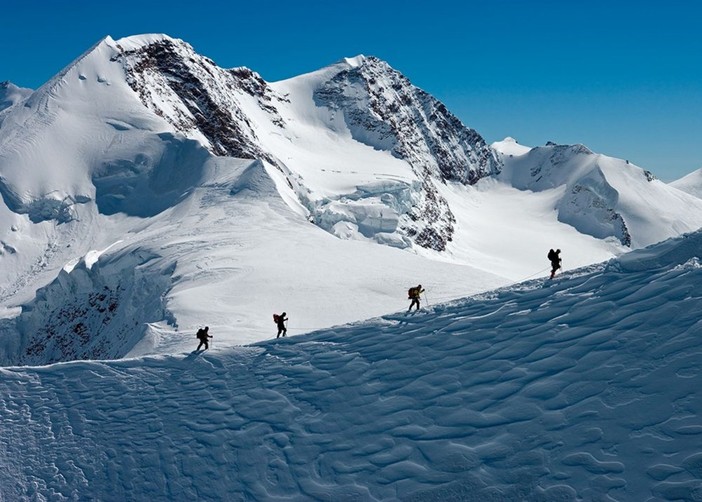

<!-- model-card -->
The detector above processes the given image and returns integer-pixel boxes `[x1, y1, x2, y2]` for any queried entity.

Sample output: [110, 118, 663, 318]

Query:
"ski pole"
[423, 291, 430, 307]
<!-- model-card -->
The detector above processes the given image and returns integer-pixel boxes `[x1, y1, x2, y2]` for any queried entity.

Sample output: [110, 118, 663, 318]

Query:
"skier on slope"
[195, 326, 212, 351]
[274, 312, 288, 338]
[407, 285, 424, 311]
[548, 249, 562, 279]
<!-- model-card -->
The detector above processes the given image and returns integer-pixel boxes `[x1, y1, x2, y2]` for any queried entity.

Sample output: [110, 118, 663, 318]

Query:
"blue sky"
[2, 0, 700, 180]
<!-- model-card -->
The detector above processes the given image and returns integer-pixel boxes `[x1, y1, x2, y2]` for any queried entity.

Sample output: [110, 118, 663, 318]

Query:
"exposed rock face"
[115, 38, 285, 164]
[314, 57, 500, 251]
[314, 57, 499, 184]
[14, 249, 173, 366]
[311, 56, 501, 251]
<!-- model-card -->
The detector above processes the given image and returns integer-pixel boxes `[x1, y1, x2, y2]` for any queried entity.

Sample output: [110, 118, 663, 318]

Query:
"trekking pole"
[423, 291, 430, 307]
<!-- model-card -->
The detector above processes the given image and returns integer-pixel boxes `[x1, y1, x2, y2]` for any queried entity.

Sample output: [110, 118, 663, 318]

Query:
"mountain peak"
[307, 51, 501, 250]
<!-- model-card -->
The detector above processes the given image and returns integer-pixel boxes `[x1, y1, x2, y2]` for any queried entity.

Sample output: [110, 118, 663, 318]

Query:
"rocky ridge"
[115, 37, 286, 165]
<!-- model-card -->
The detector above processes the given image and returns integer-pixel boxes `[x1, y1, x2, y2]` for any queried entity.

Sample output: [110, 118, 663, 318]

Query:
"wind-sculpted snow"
[613, 230, 702, 272]
[1, 231, 701, 500]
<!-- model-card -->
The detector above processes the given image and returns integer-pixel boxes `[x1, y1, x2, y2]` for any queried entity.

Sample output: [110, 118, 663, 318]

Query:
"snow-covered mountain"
[2, 32, 702, 500]
[1, 34, 701, 365]
[1, 228, 701, 501]
[493, 137, 702, 248]
[112, 36, 501, 252]
[671, 167, 702, 198]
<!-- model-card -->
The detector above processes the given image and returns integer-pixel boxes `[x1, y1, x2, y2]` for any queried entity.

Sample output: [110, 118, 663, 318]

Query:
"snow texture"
[1, 231, 701, 500]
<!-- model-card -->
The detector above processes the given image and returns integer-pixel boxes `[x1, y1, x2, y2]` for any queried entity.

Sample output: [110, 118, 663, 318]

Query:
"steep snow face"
[0, 36, 167, 223]
[93, 132, 210, 217]
[0, 37, 232, 314]
[670, 168, 702, 198]
[494, 140, 702, 248]
[6, 248, 174, 365]
[0, 81, 32, 112]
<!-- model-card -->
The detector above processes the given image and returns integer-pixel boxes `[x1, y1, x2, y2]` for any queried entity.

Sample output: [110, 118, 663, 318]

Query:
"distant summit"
[493, 140, 702, 248]
[307, 53, 501, 250]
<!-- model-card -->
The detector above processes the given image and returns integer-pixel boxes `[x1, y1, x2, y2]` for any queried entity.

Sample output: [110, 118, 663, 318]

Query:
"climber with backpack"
[407, 285, 424, 312]
[273, 312, 288, 338]
[548, 248, 562, 279]
[195, 326, 212, 351]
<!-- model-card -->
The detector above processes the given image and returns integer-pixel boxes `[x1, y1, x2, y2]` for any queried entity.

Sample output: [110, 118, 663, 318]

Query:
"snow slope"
[671, 168, 702, 199]
[1, 230, 701, 500]
[0, 144, 627, 366]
